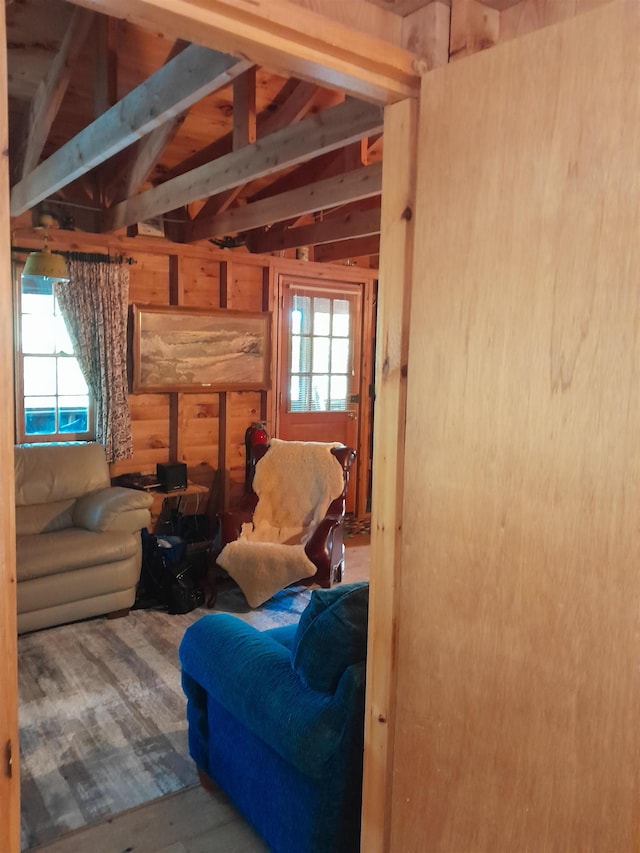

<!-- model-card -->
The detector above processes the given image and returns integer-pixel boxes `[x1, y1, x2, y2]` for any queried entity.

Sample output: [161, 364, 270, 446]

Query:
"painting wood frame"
[131, 304, 271, 393]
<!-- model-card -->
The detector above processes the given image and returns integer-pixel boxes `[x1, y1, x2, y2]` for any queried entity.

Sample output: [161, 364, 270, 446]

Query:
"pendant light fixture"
[21, 214, 70, 284]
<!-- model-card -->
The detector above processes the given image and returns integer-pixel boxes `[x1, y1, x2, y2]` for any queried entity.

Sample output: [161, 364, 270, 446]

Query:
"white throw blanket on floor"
[217, 439, 345, 607]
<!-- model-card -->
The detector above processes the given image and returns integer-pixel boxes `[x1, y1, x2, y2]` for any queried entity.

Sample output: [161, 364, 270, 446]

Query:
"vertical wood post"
[0, 0, 20, 845]
[361, 96, 418, 853]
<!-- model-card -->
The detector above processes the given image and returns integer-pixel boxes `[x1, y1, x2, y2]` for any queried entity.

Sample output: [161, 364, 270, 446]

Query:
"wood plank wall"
[11, 229, 376, 518]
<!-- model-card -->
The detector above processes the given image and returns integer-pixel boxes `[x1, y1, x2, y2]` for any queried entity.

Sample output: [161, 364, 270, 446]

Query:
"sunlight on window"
[19, 271, 91, 440]
[289, 293, 353, 413]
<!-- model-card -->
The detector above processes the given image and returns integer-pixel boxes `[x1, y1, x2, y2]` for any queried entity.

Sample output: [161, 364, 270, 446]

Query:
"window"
[289, 293, 353, 413]
[15, 263, 94, 443]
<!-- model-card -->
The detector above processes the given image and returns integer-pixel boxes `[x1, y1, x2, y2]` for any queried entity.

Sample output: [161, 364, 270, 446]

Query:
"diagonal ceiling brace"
[103, 98, 384, 233]
[10, 45, 253, 217]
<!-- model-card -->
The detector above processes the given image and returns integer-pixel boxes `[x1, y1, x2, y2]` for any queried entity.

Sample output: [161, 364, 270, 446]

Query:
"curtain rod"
[11, 246, 136, 265]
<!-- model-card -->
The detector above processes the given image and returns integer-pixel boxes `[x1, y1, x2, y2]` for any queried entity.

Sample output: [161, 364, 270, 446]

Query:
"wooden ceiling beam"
[10, 45, 252, 217]
[190, 79, 329, 220]
[66, 0, 420, 103]
[363, 0, 442, 15]
[106, 40, 192, 204]
[247, 141, 364, 204]
[186, 162, 383, 242]
[105, 98, 384, 232]
[313, 233, 380, 262]
[246, 204, 381, 253]
[475, 0, 522, 9]
[161, 78, 321, 184]
[196, 66, 259, 220]
[13, 7, 95, 183]
[94, 14, 118, 117]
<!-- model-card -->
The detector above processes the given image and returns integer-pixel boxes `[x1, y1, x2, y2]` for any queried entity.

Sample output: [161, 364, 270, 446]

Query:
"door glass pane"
[312, 337, 330, 373]
[331, 338, 350, 374]
[291, 336, 301, 373]
[292, 295, 311, 334]
[311, 375, 329, 411]
[286, 290, 356, 415]
[332, 300, 350, 337]
[330, 375, 348, 410]
[292, 335, 311, 373]
[290, 374, 310, 413]
[313, 298, 331, 336]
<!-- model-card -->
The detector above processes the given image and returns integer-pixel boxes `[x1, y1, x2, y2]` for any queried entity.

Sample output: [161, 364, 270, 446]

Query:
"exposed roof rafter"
[10, 44, 253, 216]
[104, 99, 384, 233]
[186, 162, 383, 242]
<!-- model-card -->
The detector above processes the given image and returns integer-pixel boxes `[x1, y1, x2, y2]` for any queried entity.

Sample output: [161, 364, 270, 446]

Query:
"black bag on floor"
[137, 529, 204, 614]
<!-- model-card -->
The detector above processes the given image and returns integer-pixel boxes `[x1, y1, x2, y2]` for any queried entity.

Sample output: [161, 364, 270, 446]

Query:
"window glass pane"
[331, 338, 350, 374]
[312, 337, 330, 373]
[311, 375, 329, 411]
[55, 315, 74, 354]
[22, 275, 53, 305]
[22, 315, 55, 354]
[313, 297, 331, 336]
[24, 397, 56, 435]
[58, 396, 89, 433]
[58, 358, 88, 395]
[329, 375, 348, 410]
[24, 356, 56, 395]
[332, 300, 350, 337]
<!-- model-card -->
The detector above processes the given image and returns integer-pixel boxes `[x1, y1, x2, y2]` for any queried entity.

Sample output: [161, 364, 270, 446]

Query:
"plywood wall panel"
[499, 0, 613, 41]
[390, 3, 640, 851]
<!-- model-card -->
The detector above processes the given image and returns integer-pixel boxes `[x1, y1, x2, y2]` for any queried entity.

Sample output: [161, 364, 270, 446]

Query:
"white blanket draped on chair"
[217, 439, 345, 607]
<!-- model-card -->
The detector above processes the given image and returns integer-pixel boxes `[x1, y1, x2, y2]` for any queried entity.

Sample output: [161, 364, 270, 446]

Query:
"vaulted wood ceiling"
[6, 0, 437, 263]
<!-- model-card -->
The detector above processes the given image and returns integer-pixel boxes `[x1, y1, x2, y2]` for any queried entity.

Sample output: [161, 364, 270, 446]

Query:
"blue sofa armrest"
[179, 614, 364, 779]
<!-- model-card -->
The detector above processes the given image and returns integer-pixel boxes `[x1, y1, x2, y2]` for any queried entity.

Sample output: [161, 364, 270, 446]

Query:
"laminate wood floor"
[29, 538, 369, 853]
[30, 783, 268, 853]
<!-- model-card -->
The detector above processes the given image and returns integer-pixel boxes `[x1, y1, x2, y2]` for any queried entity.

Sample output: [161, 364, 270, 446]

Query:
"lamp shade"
[22, 245, 70, 283]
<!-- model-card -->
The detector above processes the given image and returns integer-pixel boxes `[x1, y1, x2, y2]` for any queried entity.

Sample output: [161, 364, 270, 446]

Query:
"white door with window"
[278, 278, 362, 513]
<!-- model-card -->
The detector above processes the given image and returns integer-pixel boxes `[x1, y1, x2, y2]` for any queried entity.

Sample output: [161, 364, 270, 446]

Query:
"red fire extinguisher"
[245, 421, 269, 489]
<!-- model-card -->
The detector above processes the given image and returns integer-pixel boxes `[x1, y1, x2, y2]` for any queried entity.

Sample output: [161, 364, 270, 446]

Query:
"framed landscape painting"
[131, 304, 271, 393]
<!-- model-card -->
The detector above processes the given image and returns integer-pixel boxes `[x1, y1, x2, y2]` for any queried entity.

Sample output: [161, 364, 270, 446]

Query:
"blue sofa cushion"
[291, 582, 369, 694]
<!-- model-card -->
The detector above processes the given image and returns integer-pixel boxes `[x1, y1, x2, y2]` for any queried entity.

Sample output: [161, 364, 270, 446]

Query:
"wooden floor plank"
[31, 784, 267, 853]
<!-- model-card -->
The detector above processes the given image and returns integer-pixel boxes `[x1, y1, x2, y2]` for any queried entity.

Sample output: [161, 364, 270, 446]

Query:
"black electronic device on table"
[156, 462, 188, 492]
[114, 472, 161, 491]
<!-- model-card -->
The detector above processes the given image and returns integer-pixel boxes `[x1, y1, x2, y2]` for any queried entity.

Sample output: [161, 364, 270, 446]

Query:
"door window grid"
[17, 269, 93, 441]
[289, 294, 352, 413]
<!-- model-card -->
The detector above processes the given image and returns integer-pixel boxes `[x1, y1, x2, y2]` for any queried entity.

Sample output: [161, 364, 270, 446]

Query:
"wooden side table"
[151, 482, 209, 534]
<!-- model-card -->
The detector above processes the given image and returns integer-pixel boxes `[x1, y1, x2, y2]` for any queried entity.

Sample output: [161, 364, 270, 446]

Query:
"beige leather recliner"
[15, 442, 153, 634]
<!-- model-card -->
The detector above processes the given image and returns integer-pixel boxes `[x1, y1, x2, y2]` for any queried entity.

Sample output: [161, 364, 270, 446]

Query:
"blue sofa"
[179, 582, 369, 853]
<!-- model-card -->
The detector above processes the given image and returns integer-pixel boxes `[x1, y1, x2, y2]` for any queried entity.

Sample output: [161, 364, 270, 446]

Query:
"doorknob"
[347, 412, 357, 420]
